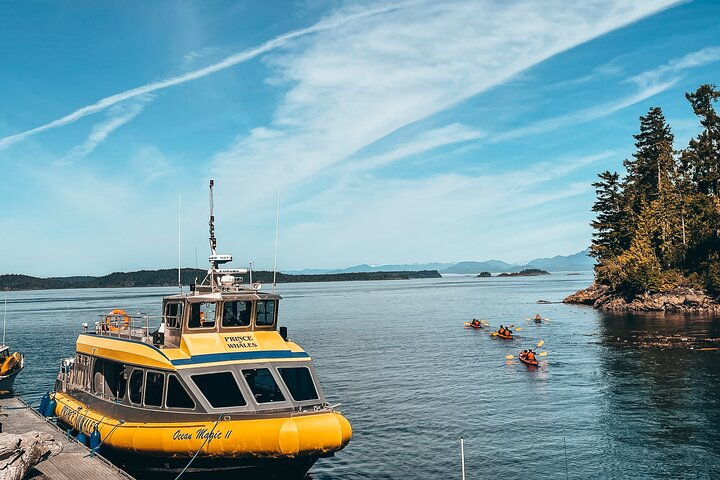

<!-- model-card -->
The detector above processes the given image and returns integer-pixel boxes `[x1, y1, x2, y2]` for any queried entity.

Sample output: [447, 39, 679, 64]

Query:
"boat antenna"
[2, 294, 6, 346]
[178, 187, 182, 292]
[208, 179, 218, 290]
[273, 191, 280, 293]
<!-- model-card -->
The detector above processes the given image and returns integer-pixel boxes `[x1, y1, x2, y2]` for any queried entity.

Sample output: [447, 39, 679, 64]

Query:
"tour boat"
[49, 180, 352, 478]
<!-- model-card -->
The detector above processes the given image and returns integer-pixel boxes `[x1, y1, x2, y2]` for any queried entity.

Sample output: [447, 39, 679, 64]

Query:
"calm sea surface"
[4, 273, 720, 479]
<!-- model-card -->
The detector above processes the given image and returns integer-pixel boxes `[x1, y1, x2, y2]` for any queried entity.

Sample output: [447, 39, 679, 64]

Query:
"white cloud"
[628, 45, 720, 91]
[61, 98, 150, 163]
[0, 2, 412, 152]
[210, 0, 680, 211]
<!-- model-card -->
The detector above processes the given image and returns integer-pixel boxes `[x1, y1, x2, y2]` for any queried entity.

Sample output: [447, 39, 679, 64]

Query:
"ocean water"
[4, 273, 720, 479]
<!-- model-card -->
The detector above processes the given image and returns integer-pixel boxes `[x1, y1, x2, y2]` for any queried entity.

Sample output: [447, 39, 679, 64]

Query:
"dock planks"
[0, 396, 134, 480]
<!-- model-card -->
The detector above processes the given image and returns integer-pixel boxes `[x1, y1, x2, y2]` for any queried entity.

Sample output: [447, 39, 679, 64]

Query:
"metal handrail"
[94, 314, 163, 340]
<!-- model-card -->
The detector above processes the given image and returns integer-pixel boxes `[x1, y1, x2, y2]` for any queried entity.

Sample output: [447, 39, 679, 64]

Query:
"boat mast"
[209, 180, 217, 290]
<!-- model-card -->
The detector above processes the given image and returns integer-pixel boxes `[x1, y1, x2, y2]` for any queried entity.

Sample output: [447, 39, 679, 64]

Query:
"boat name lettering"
[224, 335, 257, 349]
[59, 405, 99, 433]
[171, 428, 232, 441]
[173, 430, 193, 440]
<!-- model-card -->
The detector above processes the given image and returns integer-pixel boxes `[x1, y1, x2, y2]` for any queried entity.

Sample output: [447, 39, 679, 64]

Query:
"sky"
[1, 0, 720, 276]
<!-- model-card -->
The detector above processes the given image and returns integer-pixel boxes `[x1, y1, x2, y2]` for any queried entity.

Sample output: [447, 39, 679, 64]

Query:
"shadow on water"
[596, 311, 720, 478]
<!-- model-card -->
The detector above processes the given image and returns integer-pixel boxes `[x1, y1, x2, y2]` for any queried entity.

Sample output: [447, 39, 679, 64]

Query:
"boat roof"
[163, 289, 281, 303]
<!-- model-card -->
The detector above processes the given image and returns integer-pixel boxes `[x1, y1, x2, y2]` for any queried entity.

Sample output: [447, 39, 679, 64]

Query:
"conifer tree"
[623, 107, 675, 214]
[590, 171, 627, 260]
[681, 84, 720, 196]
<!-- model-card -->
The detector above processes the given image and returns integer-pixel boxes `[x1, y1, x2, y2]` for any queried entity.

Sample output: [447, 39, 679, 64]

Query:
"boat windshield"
[189, 302, 217, 329]
[222, 301, 252, 327]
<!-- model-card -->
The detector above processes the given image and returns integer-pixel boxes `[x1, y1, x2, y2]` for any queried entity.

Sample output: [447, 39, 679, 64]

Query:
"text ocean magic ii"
[173, 429, 233, 441]
[224, 335, 258, 349]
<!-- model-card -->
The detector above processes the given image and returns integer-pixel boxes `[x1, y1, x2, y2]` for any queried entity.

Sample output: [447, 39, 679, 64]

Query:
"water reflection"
[597, 311, 720, 478]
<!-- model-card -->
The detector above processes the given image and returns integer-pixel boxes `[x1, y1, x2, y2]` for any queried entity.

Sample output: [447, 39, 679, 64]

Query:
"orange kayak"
[519, 355, 538, 366]
[494, 331, 513, 339]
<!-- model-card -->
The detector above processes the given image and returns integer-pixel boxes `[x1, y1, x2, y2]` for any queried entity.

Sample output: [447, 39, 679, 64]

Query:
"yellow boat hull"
[54, 393, 351, 459]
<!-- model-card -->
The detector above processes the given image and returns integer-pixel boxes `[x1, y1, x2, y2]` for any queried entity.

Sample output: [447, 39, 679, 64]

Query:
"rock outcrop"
[564, 284, 720, 312]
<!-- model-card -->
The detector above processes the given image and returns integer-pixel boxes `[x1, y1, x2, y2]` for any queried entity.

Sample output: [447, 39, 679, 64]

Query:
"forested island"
[498, 269, 550, 277]
[566, 84, 720, 311]
[0, 269, 441, 291]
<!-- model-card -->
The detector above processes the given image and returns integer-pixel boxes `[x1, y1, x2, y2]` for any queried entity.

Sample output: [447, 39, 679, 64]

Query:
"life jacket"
[527, 351, 536, 361]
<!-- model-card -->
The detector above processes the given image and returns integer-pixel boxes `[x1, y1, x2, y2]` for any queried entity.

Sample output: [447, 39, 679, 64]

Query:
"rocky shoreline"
[564, 283, 720, 312]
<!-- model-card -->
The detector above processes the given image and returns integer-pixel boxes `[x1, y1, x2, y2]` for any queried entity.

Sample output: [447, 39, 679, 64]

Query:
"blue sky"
[1, 0, 719, 276]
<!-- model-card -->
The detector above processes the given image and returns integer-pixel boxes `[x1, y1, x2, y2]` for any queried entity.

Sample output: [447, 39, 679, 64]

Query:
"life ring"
[105, 309, 130, 332]
[0, 352, 21, 376]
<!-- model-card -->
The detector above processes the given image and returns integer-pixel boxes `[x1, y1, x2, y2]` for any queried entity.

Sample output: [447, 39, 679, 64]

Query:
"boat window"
[191, 372, 246, 408]
[278, 367, 319, 401]
[129, 369, 144, 404]
[255, 300, 276, 326]
[222, 301, 252, 327]
[165, 302, 183, 328]
[242, 368, 285, 403]
[188, 302, 217, 329]
[92, 358, 126, 400]
[144, 371, 165, 407]
[166, 374, 195, 409]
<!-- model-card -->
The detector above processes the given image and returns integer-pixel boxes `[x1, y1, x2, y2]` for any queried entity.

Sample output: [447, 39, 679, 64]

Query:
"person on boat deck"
[199, 311, 206, 326]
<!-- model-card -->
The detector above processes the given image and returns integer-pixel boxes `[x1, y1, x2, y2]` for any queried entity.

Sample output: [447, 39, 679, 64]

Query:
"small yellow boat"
[50, 181, 351, 478]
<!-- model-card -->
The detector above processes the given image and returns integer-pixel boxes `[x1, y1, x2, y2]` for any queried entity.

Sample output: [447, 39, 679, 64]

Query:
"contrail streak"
[0, 3, 412, 152]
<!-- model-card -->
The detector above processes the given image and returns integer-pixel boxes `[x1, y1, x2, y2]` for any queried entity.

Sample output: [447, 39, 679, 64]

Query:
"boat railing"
[93, 313, 164, 342]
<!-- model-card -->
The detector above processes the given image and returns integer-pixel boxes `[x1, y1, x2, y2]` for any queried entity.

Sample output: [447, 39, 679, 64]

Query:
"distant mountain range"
[288, 249, 594, 275]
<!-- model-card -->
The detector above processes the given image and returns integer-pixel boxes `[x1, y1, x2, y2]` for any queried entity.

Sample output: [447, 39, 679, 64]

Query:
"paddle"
[538, 351, 548, 357]
[505, 354, 515, 360]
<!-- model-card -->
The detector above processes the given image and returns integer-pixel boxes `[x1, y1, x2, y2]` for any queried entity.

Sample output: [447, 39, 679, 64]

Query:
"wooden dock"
[0, 396, 134, 480]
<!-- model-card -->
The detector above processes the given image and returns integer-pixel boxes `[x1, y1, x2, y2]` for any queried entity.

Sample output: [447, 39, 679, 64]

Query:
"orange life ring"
[105, 309, 130, 332]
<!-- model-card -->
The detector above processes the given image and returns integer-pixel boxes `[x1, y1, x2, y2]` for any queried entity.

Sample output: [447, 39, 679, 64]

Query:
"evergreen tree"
[623, 107, 675, 214]
[681, 84, 720, 196]
[590, 171, 627, 260]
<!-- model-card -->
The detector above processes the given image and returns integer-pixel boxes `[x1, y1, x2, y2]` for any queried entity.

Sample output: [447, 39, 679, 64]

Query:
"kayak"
[494, 331, 513, 339]
[468, 323, 484, 329]
[534, 318, 542, 323]
[519, 355, 539, 367]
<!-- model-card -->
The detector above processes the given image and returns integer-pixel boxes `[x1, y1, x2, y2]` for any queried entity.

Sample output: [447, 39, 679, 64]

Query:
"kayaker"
[534, 314, 542, 322]
[519, 349, 528, 359]
[527, 350, 536, 362]
[498, 325, 505, 335]
[471, 319, 480, 327]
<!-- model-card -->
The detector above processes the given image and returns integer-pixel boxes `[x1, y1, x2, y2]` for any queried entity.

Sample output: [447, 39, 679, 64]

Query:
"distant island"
[0, 269, 441, 292]
[498, 269, 550, 277]
[477, 272, 492, 277]
[288, 249, 593, 275]
[566, 84, 720, 312]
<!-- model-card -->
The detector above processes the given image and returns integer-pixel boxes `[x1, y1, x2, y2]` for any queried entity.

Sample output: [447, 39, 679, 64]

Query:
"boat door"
[163, 300, 184, 347]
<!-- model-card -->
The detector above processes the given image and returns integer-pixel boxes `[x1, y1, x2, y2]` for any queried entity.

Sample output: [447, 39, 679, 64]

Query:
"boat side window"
[166, 374, 195, 409]
[255, 300, 276, 326]
[191, 372, 246, 408]
[144, 371, 165, 407]
[165, 302, 183, 328]
[278, 367, 319, 401]
[189, 302, 217, 329]
[92, 358, 126, 400]
[242, 368, 285, 403]
[222, 301, 252, 328]
[129, 369, 144, 404]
